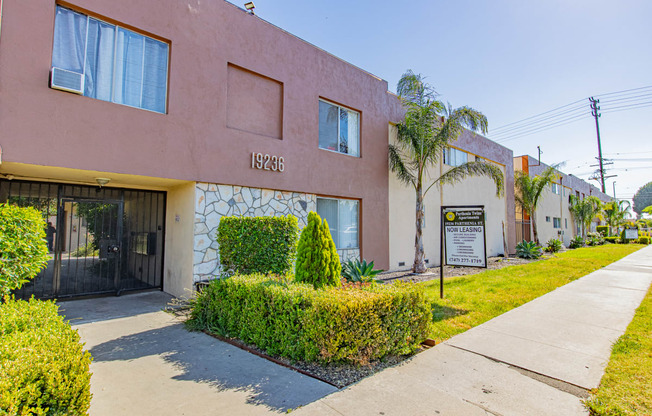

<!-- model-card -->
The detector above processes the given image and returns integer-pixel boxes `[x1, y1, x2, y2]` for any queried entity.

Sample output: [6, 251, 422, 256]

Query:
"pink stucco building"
[0, 0, 514, 299]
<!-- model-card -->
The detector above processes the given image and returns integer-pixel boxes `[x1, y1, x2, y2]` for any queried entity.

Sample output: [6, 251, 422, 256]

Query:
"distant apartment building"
[514, 155, 612, 246]
[0, 0, 515, 300]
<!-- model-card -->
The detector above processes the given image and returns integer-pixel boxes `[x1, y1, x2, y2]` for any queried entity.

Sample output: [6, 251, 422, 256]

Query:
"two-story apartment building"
[514, 155, 612, 246]
[0, 0, 515, 300]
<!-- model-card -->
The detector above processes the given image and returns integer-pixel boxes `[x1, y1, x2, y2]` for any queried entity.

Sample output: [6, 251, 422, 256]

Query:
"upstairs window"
[51, 6, 169, 114]
[551, 183, 561, 195]
[553, 217, 561, 229]
[443, 147, 468, 167]
[319, 100, 360, 157]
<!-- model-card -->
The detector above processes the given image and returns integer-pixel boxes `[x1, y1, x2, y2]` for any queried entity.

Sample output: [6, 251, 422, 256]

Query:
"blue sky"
[227, 0, 652, 203]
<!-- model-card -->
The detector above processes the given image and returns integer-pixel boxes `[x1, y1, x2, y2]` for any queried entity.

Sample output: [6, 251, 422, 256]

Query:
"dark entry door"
[3, 180, 166, 300]
[54, 199, 124, 297]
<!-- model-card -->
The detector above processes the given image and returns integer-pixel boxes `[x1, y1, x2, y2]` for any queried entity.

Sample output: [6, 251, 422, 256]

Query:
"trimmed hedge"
[604, 236, 620, 244]
[216, 215, 299, 275]
[0, 204, 49, 296]
[638, 236, 650, 245]
[0, 297, 92, 415]
[187, 274, 430, 364]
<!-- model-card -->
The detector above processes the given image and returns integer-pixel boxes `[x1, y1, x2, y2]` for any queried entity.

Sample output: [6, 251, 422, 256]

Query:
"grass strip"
[422, 244, 643, 343]
[584, 284, 652, 415]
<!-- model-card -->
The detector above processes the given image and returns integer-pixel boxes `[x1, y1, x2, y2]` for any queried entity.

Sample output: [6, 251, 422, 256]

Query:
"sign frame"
[439, 205, 487, 298]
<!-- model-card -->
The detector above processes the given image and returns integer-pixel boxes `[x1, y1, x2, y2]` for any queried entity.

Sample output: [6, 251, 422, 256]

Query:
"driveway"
[58, 291, 337, 415]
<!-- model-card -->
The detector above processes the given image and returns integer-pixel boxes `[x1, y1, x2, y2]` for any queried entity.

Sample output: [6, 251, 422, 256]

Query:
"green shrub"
[341, 259, 383, 283]
[0, 204, 50, 296]
[604, 236, 620, 244]
[294, 212, 341, 289]
[544, 238, 563, 253]
[0, 297, 92, 415]
[596, 225, 609, 236]
[638, 236, 650, 245]
[187, 274, 429, 364]
[70, 242, 99, 258]
[587, 232, 605, 246]
[217, 215, 299, 275]
[569, 235, 585, 249]
[516, 240, 542, 259]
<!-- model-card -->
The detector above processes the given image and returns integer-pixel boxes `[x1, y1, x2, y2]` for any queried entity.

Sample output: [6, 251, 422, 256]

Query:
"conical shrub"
[295, 211, 341, 288]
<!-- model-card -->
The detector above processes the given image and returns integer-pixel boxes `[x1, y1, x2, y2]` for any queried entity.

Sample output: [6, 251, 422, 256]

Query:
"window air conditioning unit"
[50, 67, 84, 94]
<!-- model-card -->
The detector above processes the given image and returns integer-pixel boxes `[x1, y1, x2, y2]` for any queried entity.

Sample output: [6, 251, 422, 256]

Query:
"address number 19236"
[251, 152, 285, 172]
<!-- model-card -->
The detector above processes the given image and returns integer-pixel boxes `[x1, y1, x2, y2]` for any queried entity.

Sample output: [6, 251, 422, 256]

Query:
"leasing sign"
[443, 208, 487, 268]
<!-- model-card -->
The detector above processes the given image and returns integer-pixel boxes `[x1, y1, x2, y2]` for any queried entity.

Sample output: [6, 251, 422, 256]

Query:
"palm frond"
[388, 144, 416, 187]
[428, 161, 504, 197]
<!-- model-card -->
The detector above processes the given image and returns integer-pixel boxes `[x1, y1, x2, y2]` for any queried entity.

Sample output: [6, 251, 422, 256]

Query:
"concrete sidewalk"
[293, 245, 652, 416]
[59, 292, 337, 415]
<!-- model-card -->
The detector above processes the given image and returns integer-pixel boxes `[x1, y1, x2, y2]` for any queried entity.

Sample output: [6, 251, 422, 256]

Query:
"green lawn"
[584, 285, 652, 415]
[423, 244, 644, 343]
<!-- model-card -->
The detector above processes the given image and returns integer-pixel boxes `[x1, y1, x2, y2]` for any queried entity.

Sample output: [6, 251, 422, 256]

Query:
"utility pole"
[589, 97, 606, 193]
[613, 181, 617, 200]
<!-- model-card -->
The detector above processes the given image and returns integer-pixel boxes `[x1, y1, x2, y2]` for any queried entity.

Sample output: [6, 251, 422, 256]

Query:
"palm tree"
[603, 200, 630, 236]
[569, 195, 603, 238]
[514, 166, 560, 244]
[389, 70, 504, 273]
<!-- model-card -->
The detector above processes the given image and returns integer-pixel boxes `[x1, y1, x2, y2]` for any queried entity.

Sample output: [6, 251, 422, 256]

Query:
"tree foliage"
[569, 195, 603, 238]
[389, 70, 504, 273]
[514, 166, 560, 244]
[603, 200, 630, 236]
[294, 212, 341, 288]
[632, 182, 652, 216]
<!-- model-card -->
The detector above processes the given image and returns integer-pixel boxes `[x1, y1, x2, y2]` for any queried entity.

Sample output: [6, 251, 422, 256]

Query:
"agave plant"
[515, 240, 542, 259]
[544, 238, 562, 253]
[569, 235, 584, 249]
[341, 259, 383, 283]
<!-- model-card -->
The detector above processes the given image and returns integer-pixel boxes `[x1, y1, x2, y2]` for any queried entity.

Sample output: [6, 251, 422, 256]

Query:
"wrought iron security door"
[1, 180, 165, 299]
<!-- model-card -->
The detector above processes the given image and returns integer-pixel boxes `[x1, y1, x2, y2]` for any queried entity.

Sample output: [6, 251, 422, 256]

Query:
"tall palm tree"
[514, 166, 560, 244]
[603, 200, 630, 236]
[569, 195, 603, 238]
[389, 70, 504, 273]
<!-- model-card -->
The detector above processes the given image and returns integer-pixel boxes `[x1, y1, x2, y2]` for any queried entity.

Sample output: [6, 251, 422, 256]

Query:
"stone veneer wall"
[193, 183, 360, 281]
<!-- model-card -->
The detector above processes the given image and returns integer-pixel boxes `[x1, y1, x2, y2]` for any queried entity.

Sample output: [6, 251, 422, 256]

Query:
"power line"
[493, 113, 591, 143]
[489, 104, 587, 138]
[489, 98, 585, 132]
[594, 85, 652, 98]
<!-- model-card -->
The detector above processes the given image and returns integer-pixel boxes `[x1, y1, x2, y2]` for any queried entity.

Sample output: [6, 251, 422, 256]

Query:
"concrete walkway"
[58, 292, 337, 415]
[293, 245, 652, 416]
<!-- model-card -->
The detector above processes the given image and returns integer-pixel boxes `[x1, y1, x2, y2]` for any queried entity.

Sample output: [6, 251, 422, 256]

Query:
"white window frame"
[551, 183, 561, 195]
[316, 197, 360, 249]
[318, 99, 360, 157]
[52, 6, 170, 114]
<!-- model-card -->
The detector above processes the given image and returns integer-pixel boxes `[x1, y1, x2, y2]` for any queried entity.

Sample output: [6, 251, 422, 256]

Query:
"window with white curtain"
[316, 197, 359, 249]
[318, 100, 360, 157]
[443, 147, 468, 167]
[51, 6, 169, 113]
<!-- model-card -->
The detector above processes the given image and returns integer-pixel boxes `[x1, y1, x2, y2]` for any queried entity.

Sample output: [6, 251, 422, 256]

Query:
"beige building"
[514, 155, 612, 246]
[389, 128, 516, 270]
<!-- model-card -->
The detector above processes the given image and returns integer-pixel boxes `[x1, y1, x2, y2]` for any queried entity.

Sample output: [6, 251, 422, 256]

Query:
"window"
[443, 147, 468, 167]
[565, 218, 568, 229]
[553, 217, 561, 229]
[546, 216, 551, 222]
[319, 100, 359, 156]
[316, 197, 359, 249]
[52, 6, 169, 113]
[551, 183, 561, 195]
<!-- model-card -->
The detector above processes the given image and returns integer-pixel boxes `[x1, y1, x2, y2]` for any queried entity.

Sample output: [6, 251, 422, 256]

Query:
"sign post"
[439, 205, 487, 298]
